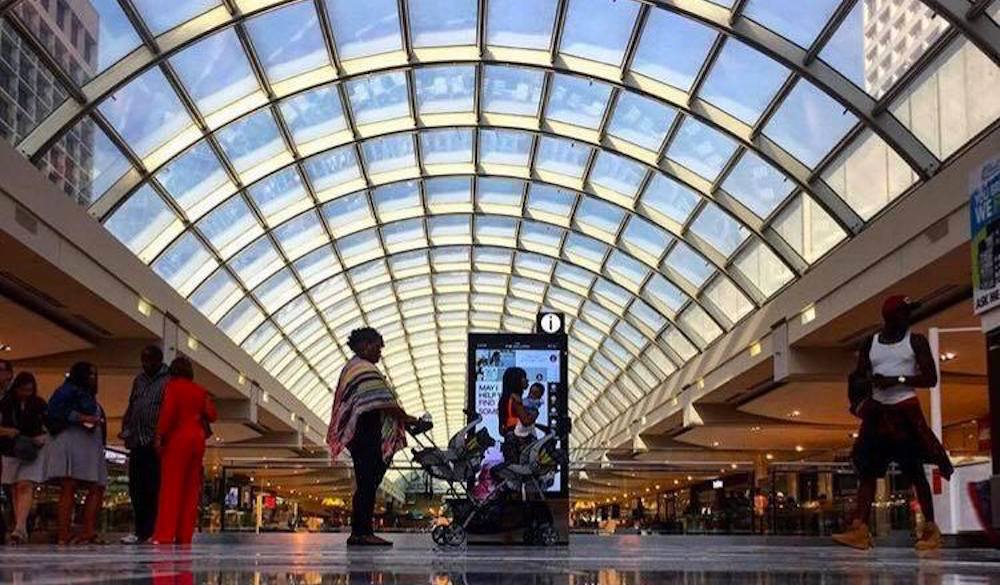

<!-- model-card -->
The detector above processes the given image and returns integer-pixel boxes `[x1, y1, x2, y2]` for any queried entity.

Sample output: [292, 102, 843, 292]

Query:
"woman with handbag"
[45, 361, 107, 545]
[152, 356, 217, 545]
[0, 372, 48, 544]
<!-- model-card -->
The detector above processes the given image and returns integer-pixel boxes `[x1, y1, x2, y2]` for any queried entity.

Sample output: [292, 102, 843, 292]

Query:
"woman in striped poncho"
[327, 327, 416, 547]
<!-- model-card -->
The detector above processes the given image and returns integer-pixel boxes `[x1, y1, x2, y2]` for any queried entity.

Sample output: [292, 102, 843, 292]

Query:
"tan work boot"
[915, 521, 942, 551]
[832, 519, 874, 550]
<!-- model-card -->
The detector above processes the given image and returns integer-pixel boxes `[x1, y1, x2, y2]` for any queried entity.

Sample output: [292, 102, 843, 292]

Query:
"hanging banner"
[970, 155, 1000, 314]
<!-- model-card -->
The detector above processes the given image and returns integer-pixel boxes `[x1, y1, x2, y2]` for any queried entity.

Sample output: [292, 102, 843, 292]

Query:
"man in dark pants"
[119, 345, 169, 544]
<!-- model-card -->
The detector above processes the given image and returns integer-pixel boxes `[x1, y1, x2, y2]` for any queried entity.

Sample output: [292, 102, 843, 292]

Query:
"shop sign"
[970, 155, 1000, 313]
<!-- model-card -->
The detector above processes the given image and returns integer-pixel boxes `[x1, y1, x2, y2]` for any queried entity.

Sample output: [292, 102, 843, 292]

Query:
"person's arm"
[906, 333, 939, 388]
[383, 404, 417, 424]
[511, 395, 537, 425]
[203, 392, 218, 423]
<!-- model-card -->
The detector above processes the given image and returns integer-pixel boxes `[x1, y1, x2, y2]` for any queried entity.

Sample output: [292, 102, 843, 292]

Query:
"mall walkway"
[0, 535, 998, 584]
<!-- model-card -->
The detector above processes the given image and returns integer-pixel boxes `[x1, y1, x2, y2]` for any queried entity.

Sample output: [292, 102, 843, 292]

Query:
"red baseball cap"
[882, 294, 919, 319]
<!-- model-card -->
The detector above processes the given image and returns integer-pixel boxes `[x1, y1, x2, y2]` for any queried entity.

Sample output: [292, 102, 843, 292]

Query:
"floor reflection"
[1, 567, 998, 585]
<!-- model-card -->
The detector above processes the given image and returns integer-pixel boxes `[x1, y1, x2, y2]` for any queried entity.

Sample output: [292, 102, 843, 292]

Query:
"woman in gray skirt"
[0, 372, 48, 544]
[45, 362, 107, 545]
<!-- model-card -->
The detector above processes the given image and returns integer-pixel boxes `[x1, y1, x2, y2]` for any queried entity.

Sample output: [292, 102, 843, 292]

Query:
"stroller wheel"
[431, 525, 449, 546]
[537, 524, 558, 547]
[445, 524, 466, 547]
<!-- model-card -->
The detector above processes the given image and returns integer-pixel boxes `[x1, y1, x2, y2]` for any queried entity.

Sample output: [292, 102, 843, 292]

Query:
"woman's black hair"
[497, 367, 527, 431]
[9, 372, 36, 397]
[347, 327, 382, 354]
[68, 361, 95, 389]
[169, 356, 195, 380]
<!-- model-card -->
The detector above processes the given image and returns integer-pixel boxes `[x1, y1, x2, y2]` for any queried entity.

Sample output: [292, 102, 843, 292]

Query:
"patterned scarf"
[326, 356, 406, 463]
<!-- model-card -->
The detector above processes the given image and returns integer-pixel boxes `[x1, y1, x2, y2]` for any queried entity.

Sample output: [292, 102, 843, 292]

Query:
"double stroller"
[409, 416, 564, 547]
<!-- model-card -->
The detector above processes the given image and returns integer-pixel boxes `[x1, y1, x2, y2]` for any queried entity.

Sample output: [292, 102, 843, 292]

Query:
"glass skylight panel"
[420, 129, 473, 165]
[475, 216, 518, 246]
[620, 216, 672, 266]
[104, 185, 178, 258]
[678, 305, 722, 348]
[373, 181, 422, 222]
[280, 86, 347, 147]
[536, 137, 590, 178]
[589, 151, 647, 197]
[639, 174, 700, 226]
[631, 9, 717, 92]
[592, 277, 632, 313]
[247, 1, 328, 83]
[346, 72, 410, 125]
[743, 0, 840, 49]
[771, 194, 845, 263]
[414, 66, 476, 115]
[325, 0, 402, 59]
[560, 0, 640, 66]
[407, 0, 478, 47]
[546, 75, 612, 129]
[425, 177, 473, 213]
[526, 184, 575, 226]
[171, 28, 259, 117]
[215, 110, 286, 176]
[663, 326, 697, 362]
[643, 274, 688, 315]
[218, 298, 266, 344]
[605, 250, 649, 292]
[99, 67, 192, 159]
[248, 168, 310, 226]
[156, 141, 229, 214]
[189, 269, 241, 322]
[322, 192, 375, 238]
[153, 232, 218, 296]
[763, 80, 858, 168]
[733, 239, 793, 297]
[132, 0, 219, 35]
[690, 203, 749, 257]
[666, 118, 738, 181]
[575, 197, 625, 241]
[698, 40, 790, 124]
[294, 246, 340, 288]
[665, 242, 714, 288]
[607, 93, 676, 151]
[428, 216, 472, 246]
[480, 130, 533, 166]
[486, 0, 558, 49]
[197, 196, 262, 258]
[273, 211, 328, 260]
[229, 237, 285, 289]
[721, 150, 795, 218]
[520, 220, 564, 255]
[362, 134, 416, 174]
[303, 146, 361, 193]
[628, 298, 666, 335]
[383, 219, 428, 253]
[253, 268, 302, 313]
[482, 66, 545, 116]
[704, 276, 753, 324]
[338, 228, 384, 267]
[563, 232, 608, 272]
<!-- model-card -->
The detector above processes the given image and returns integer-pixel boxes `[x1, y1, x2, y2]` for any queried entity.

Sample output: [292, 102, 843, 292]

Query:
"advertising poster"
[971, 155, 1000, 314]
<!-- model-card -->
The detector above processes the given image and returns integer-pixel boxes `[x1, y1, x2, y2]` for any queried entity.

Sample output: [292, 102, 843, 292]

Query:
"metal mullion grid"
[472, 65, 484, 168]
[804, 0, 858, 65]
[548, 0, 570, 64]
[728, 0, 751, 25]
[594, 88, 621, 148]
[312, 0, 346, 76]
[536, 69, 556, 125]
[686, 33, 727, 107]
[227, 9, 339, 396]
[654, 109, 687, 166]
[619, 3, 650, 79]
[476, 0, 488, 57]
[922, 0, 1000, 68]
[396, 0, 414, 63]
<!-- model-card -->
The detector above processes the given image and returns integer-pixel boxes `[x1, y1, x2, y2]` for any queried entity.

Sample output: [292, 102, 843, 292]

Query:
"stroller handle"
[407, 418, 434, 436]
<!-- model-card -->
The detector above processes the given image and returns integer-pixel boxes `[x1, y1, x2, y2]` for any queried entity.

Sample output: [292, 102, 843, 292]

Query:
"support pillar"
[163, 315, 179, 364]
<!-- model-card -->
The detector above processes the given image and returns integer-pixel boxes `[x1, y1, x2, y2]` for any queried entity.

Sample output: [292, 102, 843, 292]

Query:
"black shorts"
[850, 398, 953, 479]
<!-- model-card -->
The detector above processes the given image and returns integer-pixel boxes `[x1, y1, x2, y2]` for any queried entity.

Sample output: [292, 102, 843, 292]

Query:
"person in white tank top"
[834, 294, 953, 552]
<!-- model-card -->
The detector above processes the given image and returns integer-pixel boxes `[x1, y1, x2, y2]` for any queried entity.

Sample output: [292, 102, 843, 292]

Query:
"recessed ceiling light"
[712, 441, 720, 447]
[749, 341, 762, 357]
[939, 352, 956, 362]
[765, 453, 774, 460]
[801, 305, 816, 325]
[788, 410, 801, 418]
[795, 445, 804, 452]
[730, 463, 738, 469]
[0, 344, 11, 352]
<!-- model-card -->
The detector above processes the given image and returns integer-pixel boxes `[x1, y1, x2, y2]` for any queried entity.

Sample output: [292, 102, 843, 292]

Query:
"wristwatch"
[897, 375, 907, 384]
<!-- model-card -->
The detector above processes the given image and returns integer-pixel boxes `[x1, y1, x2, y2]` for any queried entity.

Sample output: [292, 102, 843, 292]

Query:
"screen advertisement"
[467, 333, 568, 495]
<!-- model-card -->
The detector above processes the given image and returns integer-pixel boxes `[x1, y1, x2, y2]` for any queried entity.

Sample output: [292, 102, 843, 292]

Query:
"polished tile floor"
[0, 534, 998, 584]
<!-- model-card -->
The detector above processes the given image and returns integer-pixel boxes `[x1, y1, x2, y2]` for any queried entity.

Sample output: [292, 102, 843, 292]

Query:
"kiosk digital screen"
[467, 333, 569, 495]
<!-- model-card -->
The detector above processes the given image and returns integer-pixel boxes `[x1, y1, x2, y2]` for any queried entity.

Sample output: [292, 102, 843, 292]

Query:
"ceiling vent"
[0, 271, 65, 308]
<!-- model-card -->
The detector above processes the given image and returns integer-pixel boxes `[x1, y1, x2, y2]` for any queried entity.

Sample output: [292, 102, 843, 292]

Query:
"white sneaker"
[120, 534, 141, 544]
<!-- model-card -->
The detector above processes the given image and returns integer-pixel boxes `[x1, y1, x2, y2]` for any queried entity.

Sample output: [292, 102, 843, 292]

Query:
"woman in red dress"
[152, 357, 217, 545]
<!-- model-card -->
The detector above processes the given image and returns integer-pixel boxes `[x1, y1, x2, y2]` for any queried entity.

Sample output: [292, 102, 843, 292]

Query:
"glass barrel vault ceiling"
[2, 0, 998, 448]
